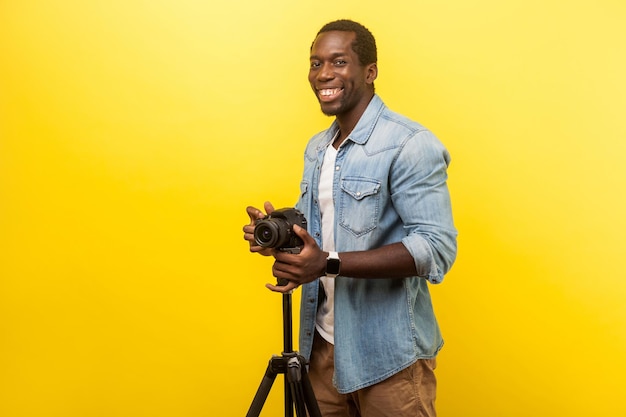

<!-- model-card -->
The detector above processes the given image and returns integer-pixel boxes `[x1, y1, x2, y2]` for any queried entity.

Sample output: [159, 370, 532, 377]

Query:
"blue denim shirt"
[296, 95, 457, 394]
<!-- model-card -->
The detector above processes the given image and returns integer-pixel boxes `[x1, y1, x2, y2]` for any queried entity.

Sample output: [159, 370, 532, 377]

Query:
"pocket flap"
[340, 178, 381, 201]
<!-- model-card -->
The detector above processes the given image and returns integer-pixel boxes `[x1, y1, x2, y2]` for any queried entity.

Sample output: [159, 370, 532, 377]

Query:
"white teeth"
[320, 88, 341, 96]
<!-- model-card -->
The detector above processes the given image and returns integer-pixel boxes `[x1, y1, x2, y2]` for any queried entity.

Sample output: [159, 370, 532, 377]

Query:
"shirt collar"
[318, 95, 385, 151]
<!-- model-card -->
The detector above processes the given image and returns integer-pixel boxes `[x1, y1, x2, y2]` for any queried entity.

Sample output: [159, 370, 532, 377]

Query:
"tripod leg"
[289, 382, 307, 417]
[284, 381, 294, 417]
[300, 361, 322, 417]
[285, 356, 322, 417]
[286, 357, 307, 417]
[246, 362, 278, 417]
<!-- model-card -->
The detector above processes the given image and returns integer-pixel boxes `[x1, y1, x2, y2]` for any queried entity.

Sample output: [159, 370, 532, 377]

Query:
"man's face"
[308, 30, 377, 118]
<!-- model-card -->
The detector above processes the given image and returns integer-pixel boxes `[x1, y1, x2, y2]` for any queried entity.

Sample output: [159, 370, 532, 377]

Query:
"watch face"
[327, 257, 341, 275]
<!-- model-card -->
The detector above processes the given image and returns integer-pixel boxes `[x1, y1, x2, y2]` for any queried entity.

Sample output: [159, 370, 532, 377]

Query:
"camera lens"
[254, 221, 284, 248]
[260, 228, 272, 241]
[253, 208, 306, 251]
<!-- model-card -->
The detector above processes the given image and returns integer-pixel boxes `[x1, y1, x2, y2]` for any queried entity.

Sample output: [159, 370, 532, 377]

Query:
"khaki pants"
[307, 331, 437, 417]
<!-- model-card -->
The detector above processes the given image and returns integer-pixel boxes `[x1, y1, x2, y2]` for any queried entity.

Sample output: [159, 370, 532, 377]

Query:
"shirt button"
[356, 192, 361, 197]
[335, 165, 340, 171]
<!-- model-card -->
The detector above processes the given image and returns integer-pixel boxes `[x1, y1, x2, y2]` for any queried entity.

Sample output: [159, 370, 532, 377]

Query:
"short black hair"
[314, 19, 377, 66]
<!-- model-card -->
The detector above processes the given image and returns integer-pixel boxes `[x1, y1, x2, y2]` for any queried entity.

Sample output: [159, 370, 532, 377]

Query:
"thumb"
[293, 224, 314, 245]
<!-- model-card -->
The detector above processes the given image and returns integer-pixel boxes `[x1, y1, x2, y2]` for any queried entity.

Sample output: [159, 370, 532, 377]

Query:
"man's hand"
[243, 203, 327, 293]
[242, 201, 275, 256]
[265, 224, 327, 294]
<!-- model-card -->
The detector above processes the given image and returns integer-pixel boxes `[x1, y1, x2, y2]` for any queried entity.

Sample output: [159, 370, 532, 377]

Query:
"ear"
[365, 63, 378, 85]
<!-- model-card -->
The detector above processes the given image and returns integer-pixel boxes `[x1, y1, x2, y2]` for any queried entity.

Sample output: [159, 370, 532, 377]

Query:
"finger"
[265, 281, 299, 293]
[243, 224, 255, 235]
[242, 223, 257, 245]
[264, 201, 275, 215]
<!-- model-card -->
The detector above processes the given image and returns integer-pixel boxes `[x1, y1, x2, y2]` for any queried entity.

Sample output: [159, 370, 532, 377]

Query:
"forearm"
[266, 226, 423, 293]
[337, 242, 418, 279]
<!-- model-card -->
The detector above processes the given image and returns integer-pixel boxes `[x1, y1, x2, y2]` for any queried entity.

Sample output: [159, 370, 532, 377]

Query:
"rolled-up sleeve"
[393, 129, 458, 283]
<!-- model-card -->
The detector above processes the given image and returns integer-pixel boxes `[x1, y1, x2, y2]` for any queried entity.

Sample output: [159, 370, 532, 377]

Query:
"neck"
[334, 93, 374, 147]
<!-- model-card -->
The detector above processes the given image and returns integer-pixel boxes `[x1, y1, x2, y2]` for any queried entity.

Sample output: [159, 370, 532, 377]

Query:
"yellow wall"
[1, 1, 624, 416]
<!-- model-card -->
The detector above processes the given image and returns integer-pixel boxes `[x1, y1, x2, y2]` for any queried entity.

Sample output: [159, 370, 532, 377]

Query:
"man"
[243, 19, 457, 417]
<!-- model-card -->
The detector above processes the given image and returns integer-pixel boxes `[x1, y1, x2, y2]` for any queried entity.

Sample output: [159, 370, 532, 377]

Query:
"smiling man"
[243, 19, 457, 417]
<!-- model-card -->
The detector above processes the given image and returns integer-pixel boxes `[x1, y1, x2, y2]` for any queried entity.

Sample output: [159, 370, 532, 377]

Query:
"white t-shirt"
[316, 141, 338, 344]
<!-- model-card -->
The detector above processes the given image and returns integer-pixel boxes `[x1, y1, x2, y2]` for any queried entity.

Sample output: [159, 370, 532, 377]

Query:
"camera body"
[254, 208, 307, 254]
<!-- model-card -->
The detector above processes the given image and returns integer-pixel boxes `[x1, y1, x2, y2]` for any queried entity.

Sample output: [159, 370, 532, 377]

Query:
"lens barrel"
[254, 218, 290, 248]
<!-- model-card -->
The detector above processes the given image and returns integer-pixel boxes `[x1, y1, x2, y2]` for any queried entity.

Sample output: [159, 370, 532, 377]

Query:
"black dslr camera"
[254, 208, 307, 254]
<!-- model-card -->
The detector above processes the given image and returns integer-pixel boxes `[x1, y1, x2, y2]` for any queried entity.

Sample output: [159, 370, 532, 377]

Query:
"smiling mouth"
[318, 87, 343, 101]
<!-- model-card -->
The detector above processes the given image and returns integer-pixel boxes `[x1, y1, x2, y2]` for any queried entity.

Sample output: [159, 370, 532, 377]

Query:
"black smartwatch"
[325, 251, 341, 278]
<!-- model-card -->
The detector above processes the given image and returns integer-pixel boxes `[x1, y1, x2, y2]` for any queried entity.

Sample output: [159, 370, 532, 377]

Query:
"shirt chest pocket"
[339, 178, 381, 236]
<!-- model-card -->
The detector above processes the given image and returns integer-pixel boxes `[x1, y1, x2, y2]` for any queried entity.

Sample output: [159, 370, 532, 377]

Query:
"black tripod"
[246, 289, 322, 417]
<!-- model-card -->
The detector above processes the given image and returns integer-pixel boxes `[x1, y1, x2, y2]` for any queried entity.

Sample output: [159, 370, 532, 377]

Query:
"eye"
[310, 61, 321, 69]
[334, 59, 347, 66]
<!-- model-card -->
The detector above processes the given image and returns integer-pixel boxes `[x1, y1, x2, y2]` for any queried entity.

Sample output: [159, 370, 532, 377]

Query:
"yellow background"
[1, 1, 625, 416]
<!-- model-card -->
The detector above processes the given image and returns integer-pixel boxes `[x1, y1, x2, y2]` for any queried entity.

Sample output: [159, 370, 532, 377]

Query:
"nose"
[317, 62, 334, 81]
